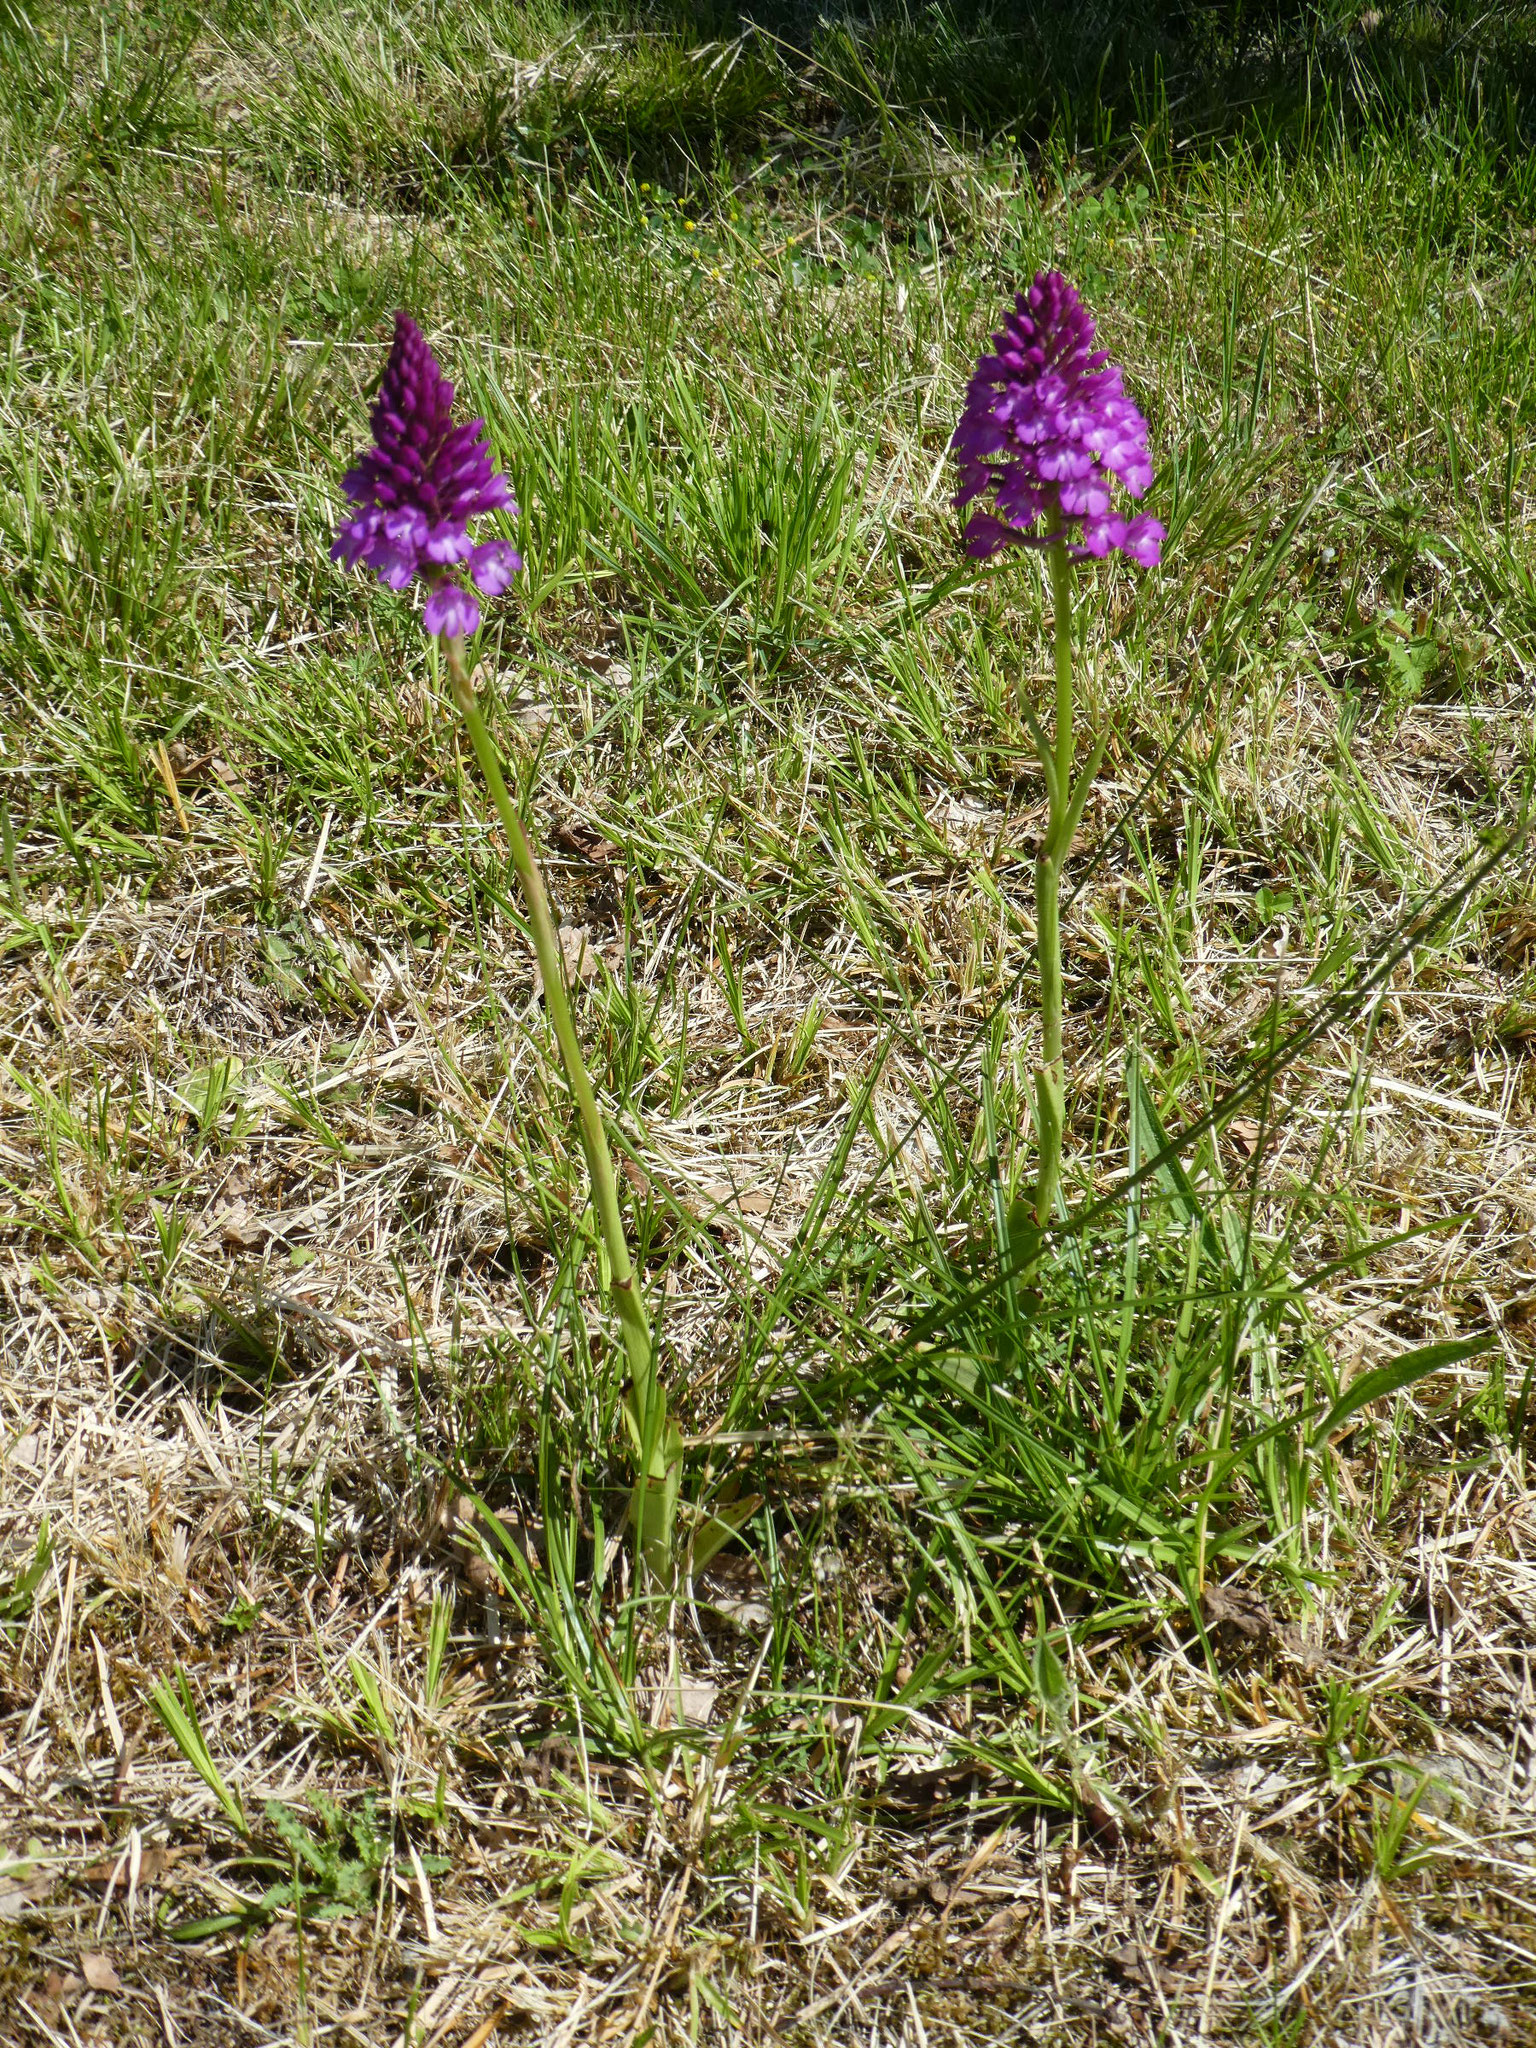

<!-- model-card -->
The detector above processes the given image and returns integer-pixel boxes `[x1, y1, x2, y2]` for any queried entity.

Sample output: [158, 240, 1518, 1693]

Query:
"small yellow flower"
[640, 182, 651, 193]
[684, 219, 696, 231]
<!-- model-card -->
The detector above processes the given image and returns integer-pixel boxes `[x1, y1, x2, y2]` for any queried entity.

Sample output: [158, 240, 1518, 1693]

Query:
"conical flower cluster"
[951, 271, 1164, 565]
[333, 313, 520, 636]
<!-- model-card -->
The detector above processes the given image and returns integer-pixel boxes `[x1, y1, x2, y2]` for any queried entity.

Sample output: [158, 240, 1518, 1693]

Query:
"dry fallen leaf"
[550, 819, 621, 867]
[81, 1952, 121, 1993]
[978, 1899, 1032, 1944]
[464, 1553, 500, 1593]
[43, 1970, 83, 2008]
[0, 1869, 50, 1920]
[82, 1844, 183, 1888]
[217, 1198, 267, 1249]
[533, 925, 599, 997]
[709, 1594, 770, 1632]
[700, 1180, 774, 1222]
[510, 697, 555, 740]
[647, 1673, 718, 1728]
[1201, 1581, 1275, 1640]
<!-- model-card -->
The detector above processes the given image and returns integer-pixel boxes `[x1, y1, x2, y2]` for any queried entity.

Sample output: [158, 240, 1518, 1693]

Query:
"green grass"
[3, 1, 1536, 2040]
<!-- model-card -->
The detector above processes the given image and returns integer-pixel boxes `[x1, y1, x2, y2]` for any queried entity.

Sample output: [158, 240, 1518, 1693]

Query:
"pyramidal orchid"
[333, 313, 522, 637]
[951, 272, 1163, 1236]
[333, 314, 679, 1585]
[952, 271, 1164, 567]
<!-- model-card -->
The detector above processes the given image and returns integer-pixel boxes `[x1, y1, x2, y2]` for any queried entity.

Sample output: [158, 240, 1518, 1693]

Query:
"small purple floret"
[469, 540, 519, 597]
[951, 271, 1165, 568]
[332, 313, 522, 636]
[423, 582, 482, 639]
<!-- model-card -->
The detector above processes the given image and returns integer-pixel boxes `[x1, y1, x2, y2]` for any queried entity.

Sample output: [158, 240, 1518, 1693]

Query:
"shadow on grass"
[451, 0, 1536, 194]
[128, 1295, 309, 1412]
[60, 0, 1527, 216]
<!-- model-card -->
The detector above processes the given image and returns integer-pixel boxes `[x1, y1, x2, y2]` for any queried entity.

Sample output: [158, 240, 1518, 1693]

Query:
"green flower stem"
[440, 639, 671, 1514]
[1032, 531, 1077, 1230]
[1049, 528, 1076, 822]
[1032, 852, 1065, 1228]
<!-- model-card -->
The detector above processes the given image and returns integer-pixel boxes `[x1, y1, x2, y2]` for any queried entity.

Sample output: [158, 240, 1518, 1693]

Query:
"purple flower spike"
[950, 272, 1165, 568]
[332, 313, 520, 636]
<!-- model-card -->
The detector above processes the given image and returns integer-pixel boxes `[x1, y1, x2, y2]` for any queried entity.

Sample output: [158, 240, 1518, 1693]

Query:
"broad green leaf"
[1313, 1335, 1494, 1444]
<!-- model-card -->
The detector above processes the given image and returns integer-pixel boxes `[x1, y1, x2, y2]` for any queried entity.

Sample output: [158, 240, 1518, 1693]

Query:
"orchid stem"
[1033, 531, 1077, 1232]
[441, 640, 671, 1542]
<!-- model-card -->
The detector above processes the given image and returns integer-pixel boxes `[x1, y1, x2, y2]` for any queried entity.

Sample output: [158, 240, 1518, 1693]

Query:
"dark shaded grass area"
[35, 0, 1536, 210]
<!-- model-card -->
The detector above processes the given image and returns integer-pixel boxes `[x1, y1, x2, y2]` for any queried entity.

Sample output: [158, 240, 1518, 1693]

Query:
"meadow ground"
[2, 2, 1536, 2041]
